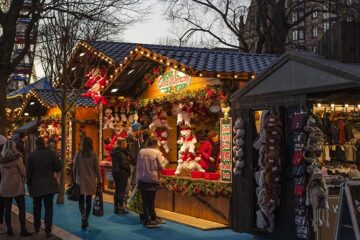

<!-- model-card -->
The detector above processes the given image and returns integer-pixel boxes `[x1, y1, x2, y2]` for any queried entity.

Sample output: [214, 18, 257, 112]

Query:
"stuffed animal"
[177, 128, 197, 154]
[175, 151, 205, 175]
[156, 129, 170, 153]
[306, 166, 329, 232]
[174, 103, 192, 127]
[81, 67, 108, 105]
[149, 110, 172, 130]
[103, 108, 115, 129]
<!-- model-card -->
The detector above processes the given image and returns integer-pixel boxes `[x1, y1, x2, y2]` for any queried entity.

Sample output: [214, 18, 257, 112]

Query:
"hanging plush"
[177, 128, 197, 154]
[233, 117, 246, 175]
[81, 66, 108, 105]
[155, 128, 170, 153]
[103, 108, 115, 129]
[149, 110, 172, 131]
[306, 165, 329, 232]
[173, 102, 192, 127]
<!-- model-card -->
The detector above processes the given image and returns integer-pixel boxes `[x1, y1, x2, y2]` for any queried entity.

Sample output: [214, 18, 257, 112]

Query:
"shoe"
[117, 208, 129, 215]
[144, 220, 160, 228]
[139, 214, 145, 224]
[114, 208, 119, 214]
[81, 216, 88, 229]
[7, 228, 14, 236]
[21, 229, 32, 236]
[45, 232, 52, 238]
[154, 217, 166, 224]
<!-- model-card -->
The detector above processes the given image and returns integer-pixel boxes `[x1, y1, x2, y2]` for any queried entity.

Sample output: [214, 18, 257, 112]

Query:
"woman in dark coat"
[73, 137, 102, 229]
[111, 139, 132, 214]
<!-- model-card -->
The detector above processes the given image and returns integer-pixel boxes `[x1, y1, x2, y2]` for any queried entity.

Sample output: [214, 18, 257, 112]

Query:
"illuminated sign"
[220, 117, 232, 182]
[157, 69, 191, 93]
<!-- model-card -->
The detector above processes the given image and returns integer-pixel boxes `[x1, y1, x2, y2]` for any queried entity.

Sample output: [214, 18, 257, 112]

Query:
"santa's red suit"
[198, 139, 220, 171]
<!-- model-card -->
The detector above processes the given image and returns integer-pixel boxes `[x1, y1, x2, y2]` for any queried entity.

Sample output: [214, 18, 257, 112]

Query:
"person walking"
[136, 137, 168, 228]
[14, 132, 27, 166]
[111, 139, 132, 214]
[0, 135, 7, 233]
[0, 140, 31, 236]
[26, 137, 62, 238]
[73, 137, 102, 229]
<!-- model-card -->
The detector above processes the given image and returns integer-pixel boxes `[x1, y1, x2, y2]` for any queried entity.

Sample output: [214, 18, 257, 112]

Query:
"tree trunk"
[56, 111, 67, 204]
[0, 78, 7, 136]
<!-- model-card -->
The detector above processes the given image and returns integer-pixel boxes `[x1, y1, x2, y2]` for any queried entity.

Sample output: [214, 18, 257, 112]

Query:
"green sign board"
[220, 117, 232, 182]
[157, 69, 192, 94]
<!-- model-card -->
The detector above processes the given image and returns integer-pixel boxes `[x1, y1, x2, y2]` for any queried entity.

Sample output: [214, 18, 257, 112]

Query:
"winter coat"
[26, 147, 62, 197]
[111, 147, 131, 176]
[0, 153, 26, 197]
[136, 147, 166, 184]
[73, 151, 101, 195]
[198, 140, 221, 171]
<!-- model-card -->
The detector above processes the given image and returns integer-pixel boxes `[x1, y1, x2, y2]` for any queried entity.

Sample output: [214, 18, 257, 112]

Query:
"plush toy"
[174, 103, 192, 127]
[81, 67, 108, 105]
[177, 128, 197, 154]
[149, 110, 172, 130]
[103, 108, 115, 129]
[175, 151, 205, 175]
[156, 129, 170, 153]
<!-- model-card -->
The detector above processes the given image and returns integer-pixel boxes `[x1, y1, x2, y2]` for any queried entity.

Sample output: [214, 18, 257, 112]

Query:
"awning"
[15, 119, 39, 134]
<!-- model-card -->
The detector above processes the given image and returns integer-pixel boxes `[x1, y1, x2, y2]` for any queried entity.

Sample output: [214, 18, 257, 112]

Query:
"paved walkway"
[0, 213, 61, 240]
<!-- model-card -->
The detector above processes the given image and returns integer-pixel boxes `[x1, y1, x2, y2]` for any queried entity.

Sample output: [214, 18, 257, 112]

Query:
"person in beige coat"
[73, 137, 102, 229]
[0, 140, 31, 237]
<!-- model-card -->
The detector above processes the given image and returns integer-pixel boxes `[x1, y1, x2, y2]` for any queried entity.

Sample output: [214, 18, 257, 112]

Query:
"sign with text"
[157, 69, 192, 94]
[335, 181, 360, 240]
[220, 117, 232, 182]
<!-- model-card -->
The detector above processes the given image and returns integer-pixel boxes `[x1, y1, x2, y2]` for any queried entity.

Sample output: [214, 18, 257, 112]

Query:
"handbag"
[292, 150, 304, 166]
[67, 154, 80, 201]
[67, 184, 80, 201]
[93, 184, 104, 216]
[291, 113, 306, 131]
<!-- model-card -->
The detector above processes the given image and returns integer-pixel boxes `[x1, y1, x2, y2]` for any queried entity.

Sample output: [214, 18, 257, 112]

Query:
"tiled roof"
[36, 89, 95, 107]
[89, 41, 277, 74]
[8, 78, 51, 97]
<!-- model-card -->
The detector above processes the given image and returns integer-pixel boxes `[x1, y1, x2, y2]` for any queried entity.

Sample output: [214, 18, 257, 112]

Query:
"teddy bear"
[149, 110, 172, 131]
[173, 102, 192, 127]
[103, 108, 115, 129]
[177, 128, 197, 154]
[175, 151, 205, 175]
[156, 129, 170, 153]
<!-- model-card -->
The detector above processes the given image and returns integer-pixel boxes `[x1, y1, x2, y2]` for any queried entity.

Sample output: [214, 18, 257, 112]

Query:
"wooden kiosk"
[70, 40, 276, 228]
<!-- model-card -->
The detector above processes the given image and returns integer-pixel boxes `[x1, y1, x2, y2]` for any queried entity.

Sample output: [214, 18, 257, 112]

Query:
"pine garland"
[160, 176, 232, 199]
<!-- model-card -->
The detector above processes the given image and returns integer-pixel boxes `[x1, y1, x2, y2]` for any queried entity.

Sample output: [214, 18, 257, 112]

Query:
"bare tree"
[0, 0, 148, 136]
[161, 0, 342, 54]
[37, 0, 148, 204]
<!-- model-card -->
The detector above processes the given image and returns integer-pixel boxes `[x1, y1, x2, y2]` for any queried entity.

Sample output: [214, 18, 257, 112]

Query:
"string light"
[217, 74, 221, 78]
[317, 103, 322, 107]
[199, 73, 203, 77]
[331, 104, 335, 108]
[345, 104, 349, 108]
[234, 75, 238, 78]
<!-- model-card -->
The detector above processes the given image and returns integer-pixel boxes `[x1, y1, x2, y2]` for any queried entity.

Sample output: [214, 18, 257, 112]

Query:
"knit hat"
[0, 135, 6, 146]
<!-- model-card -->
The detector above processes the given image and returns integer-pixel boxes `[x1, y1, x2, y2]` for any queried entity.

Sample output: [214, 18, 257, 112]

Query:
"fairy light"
[234, 75, 238, 78]
[331, 103, 335, 108]
[217, 74, 221, 78]
[345, 104, 349, 108]
[199, 73, 203, 77]
[317, 103, 322, 107]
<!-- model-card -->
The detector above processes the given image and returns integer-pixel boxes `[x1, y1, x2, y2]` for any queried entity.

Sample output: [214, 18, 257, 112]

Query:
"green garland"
[160, 176, 232, 199]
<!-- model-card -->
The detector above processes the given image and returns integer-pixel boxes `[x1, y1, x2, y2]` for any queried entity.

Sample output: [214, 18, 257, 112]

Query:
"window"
[313, 46, 318, 53]
[324, 22, 330, 31]
[312, 26, 318, 38]
[312, 8, 318, 18]
[293, 30, 298, 41]
[298, 29, 305, 40]
[323, 5, 329, 19]
[292, 12, 298, 23]
[346, 0, 352, 6]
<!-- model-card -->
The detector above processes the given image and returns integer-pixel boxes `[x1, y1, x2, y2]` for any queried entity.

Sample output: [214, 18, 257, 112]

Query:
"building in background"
[244, 0, 359, 53]
[8, 0, 38, 92]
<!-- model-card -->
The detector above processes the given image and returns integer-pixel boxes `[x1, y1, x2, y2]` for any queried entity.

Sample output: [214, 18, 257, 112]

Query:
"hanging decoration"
[160, 176, 232, 199]
[232, 117, 245, 176]
[144, 65, 165, 85]
[81, 66, 108, 105]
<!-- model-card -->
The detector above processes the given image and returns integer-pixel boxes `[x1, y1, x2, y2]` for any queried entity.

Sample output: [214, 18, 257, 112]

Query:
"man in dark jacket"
[26, 137, 62, 238]
[111, 139, 132, 214]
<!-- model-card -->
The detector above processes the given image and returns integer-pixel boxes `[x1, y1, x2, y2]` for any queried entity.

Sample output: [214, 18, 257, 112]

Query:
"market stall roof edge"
[231, 50, 360, 102]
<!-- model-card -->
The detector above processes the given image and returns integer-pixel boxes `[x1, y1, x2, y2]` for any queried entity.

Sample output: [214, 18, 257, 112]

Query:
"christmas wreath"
[160, 176, 232, 199]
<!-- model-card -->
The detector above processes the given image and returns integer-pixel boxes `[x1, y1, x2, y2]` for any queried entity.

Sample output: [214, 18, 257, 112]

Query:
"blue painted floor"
[24, 195, 262, 240]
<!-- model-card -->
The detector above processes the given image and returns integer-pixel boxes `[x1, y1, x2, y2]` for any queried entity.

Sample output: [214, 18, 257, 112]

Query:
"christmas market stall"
[6, 87, 97, 181]
[231, 50, 360, 240]
[73, 40, 277, 228]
